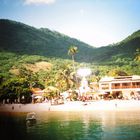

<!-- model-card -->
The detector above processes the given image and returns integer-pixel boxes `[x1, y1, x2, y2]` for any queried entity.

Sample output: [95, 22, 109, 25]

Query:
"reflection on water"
[0, 111, 140, 140]
[0, 112, 27, 140]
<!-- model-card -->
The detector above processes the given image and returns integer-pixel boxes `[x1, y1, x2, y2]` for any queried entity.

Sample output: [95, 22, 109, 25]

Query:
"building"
[99, 75, 140, 95]
[31, 88, 44, 103]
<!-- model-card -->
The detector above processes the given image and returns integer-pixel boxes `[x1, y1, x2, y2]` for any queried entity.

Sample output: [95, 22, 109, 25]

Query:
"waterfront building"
[99, 75, 140, 99]
[31, 88, 44, 103]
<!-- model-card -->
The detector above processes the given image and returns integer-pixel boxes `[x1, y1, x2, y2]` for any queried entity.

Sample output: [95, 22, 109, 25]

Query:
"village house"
[98, 75, 140, 99]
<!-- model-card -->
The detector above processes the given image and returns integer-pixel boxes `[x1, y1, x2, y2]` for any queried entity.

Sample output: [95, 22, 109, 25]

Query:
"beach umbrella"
[34, 95, 42, 99]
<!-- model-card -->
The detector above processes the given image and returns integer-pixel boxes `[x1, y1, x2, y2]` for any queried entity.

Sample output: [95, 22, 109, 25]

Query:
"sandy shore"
[0, 100, 140, 112]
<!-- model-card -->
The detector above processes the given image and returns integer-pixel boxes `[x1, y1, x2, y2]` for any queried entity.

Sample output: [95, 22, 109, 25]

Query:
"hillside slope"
[0, 19, 140, 63]
[94, 30, 140, 62]
[0, 19, 95, 62]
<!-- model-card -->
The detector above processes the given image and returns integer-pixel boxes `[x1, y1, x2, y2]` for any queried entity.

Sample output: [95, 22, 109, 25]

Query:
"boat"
[26, 112, 37, 126]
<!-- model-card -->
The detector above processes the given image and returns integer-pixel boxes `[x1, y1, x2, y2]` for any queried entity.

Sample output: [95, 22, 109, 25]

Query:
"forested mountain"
[0, 19, 140, 99]
[0, 19, 140, 63]
[90, 30, 140, 62]
[0, 19, 95, 62]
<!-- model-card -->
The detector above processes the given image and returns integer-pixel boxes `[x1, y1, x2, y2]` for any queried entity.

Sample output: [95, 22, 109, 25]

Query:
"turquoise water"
[0, 111, 140, 140]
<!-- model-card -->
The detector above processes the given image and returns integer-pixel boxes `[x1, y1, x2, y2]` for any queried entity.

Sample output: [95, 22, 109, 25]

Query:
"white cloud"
[24, 0, 55, 5]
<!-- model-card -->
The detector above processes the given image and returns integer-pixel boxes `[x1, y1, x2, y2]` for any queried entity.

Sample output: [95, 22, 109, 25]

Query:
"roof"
[99, 75, 140, 83]
[31, 88, 44, 94]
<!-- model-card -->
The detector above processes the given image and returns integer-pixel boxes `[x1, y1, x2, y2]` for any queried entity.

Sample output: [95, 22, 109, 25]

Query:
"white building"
[99, 75, 140, 94]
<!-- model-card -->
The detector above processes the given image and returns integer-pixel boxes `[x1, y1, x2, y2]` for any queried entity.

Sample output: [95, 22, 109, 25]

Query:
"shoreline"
[0, 100, 140, 113]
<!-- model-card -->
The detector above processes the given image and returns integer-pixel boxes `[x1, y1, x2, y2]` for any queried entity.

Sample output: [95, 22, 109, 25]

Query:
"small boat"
[26, 112, 37, 126]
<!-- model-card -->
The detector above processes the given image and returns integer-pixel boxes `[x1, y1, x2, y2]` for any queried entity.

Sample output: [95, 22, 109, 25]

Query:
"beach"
[0, 100, 140, 112]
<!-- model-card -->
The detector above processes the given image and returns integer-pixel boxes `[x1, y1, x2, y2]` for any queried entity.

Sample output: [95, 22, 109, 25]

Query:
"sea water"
[0, 111, 140, 140]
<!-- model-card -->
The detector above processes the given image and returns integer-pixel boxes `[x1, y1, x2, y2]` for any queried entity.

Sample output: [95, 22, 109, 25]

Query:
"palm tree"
[56, 63, 76, 91]
[68, 46, 78, 72]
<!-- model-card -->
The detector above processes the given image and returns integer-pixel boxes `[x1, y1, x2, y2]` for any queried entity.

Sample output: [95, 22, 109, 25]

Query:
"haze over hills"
[0, 19, 140, 63]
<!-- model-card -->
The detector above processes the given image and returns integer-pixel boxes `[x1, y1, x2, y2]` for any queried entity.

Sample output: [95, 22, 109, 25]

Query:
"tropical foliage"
[0, 19, 140, 103]
[1, 19, 140, 63]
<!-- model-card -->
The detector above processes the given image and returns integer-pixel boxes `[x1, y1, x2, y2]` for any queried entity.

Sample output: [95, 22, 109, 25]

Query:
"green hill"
[0, 19, 140, 63]
[0, 19, 140, 96]
[92, 30, 140, 62]
[0, 19, 95, 62]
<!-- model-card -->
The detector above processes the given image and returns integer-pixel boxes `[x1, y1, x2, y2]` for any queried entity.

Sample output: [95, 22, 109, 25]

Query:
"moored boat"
[26, 112, 37, 126]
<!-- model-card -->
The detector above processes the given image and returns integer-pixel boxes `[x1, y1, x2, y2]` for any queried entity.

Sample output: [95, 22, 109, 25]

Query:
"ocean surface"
[0, 111, 140, 140]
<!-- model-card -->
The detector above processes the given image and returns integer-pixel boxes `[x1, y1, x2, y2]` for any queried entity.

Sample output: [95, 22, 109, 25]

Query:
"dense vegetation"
[0, 19, 95, 62]
[0, 19, 140, 103]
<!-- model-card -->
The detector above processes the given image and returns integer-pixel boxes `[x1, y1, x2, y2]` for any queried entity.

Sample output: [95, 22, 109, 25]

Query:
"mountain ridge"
[0, 19, 96, 62]
[0, 19, 140, 63]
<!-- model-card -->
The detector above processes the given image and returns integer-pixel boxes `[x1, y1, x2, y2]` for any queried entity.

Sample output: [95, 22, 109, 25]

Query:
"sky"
[0, 0, 140, 47]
